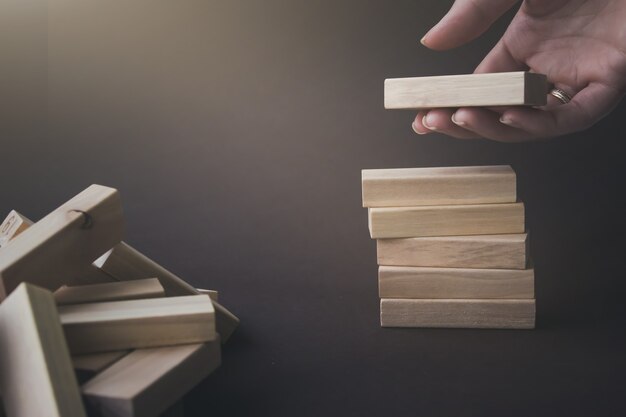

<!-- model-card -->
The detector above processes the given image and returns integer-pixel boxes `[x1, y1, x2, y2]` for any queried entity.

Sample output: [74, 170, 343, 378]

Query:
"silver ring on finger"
[549, 88, 573, 104]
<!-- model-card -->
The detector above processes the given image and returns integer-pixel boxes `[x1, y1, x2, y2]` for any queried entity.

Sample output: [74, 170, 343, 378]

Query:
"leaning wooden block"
[380, 298, 535, 329]
[362, 165, 516, 207]
[55, 278, 165, 305]
[0, 283, 86, 417]
[368, 203, 524, 239]
[384, 71, 547, 109]
[73, 350, 130, 374]
[379, 265, 534, 299]
[377, 233, 528, 269]
[82, 340, 221, 417]
[197, 288, 219, 301]
[94, 242, 199, 297]
[59, 295, 216, 354]
[94, 242, 240, 342]
[0, 210, 33, 248]
[0, 185, 125, 299]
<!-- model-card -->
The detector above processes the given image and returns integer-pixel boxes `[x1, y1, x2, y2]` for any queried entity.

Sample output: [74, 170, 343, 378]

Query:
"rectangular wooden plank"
[379, 265, 534, 299]
[361, 165, 516, 207]
[380, 298, 535, 329]
[59, 295, 216, 354]
[94, 242, 240, 342]
[377, 233, 528, 269]
[384, 71, 547, 109]
[368, 203, 524, 239]
[82, 340, 221, 417]
[0, 210, 33, 248]
[55, 278, 165, 305]
[73, 350, 130, 373]
[0, 185, 125, 299]
[0, 283, 86, 417]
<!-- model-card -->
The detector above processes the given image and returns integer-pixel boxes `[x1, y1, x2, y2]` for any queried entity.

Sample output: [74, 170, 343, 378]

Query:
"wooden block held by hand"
[0, 185, 125, 299]
[368, 203, 524, 239]
[384, 71, 548, 109]
[362, 165, 516, 207]
[380, 298, 535, 329]
[59, 295, 216, 354]
[377, 233, 528, 269]
[82, 340, 221, 417]
[55, 278, 165, 305]
[378, 265, 534, 299]
[0, 283, 86, 417]
[0, 210, 33, 248]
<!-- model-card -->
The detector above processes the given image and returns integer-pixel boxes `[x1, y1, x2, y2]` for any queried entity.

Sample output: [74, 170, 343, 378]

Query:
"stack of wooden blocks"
[362, 165, 535, 329]
[0, 185, 239, 417]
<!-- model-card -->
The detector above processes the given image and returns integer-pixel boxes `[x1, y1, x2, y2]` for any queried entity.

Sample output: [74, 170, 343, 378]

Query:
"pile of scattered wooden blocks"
[362, 165, 535, 329]
[0, 185, 239, 417]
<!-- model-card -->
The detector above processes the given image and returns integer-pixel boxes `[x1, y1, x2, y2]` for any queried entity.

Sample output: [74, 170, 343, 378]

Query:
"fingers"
[449, 108, 534, 142]
[500, 82, 625, 137]
[474, 39, 526, 74]
[421, 0, 519, 50]
[413, 109, 481, 139]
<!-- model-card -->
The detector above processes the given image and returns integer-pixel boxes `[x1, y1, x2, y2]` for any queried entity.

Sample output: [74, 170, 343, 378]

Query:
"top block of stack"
[362, 165, 516, 208]
[384, 71, 548, 109]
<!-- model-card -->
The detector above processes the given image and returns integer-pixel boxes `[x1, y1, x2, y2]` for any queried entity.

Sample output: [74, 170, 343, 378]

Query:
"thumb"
[421, 0, 519, 50]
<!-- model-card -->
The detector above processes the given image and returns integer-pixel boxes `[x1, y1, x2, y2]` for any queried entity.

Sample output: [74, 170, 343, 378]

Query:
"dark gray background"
[2, 1, 625, 416]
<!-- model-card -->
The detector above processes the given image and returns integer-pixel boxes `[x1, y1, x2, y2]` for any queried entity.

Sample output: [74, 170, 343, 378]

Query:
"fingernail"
[420, 36, 427, 46]
[451, 113, 466, 126]
[500, 116, 519, 128]
[422, 114, 437, 130]
[412, 121, 427, 135]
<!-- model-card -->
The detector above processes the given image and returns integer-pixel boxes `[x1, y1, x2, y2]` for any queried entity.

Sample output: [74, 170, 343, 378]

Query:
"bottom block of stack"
[380, 299, 535, 329]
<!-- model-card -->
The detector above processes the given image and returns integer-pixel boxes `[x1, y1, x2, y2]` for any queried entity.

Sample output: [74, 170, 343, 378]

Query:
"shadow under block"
[94, 242, 240, 342]
[0, 210, 33, 248]
[0, 185, 125, 299]
[368, 203, 524, 239]
[0, 283, 86, 417]
[380, 298, 536, 329]
[59, 295, 216, 354]
[384, 71, 548, 109]
[73, 350, 130, 373]
[377, 233, 528, 269]
[55, 278, 165, 305]
[362, 165, 516, 207]
[82, 341, 221, 417]
[379, 265, 534, 299]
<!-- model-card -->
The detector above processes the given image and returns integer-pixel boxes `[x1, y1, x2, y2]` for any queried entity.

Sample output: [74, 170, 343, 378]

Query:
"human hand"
[412, 0, 626, 142]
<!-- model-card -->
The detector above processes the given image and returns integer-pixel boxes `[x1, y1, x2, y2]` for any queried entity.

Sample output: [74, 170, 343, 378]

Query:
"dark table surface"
[3, 1, 626, 416]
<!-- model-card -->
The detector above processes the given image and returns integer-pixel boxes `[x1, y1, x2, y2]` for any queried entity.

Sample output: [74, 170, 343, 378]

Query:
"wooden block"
[0, 185, 125, 299]
[384, 71, 547, 109]
[379, 265, 534, 299]
[377, 233, 528, 269]
[59, 295, 216, 354]
[362, 165, 516, 207]
[55, 278, 165, 305]
[82, 341, 221, 417]
[197, 288, 218, 301]
[94, 242, 240, 342]
[380, 298, 535, 329]
[368, 203, 524, 239]
[73, 351, 130, 374]
[0, 210, 33, 248]
[0, 283, 86, 417]
[94, 242, 198, 297]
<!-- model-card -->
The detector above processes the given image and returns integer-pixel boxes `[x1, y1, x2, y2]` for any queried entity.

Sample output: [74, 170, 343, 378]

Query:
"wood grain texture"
[384, 71, 547, 109]
[368, 203, 524, 239]
[377, 233, 528, 269]
[59, 295, 216, 354]
[0, 210, 33, 248]
[0, 185, 125, 299]
[380, 298, 535, 329]
[55, 278, 165, 305]
[0, 283, 86, 417]
[378, 265, 534, 299]
[94, 242, 240, 342]
[362, 165, 516, 207]
[82, 340, 221, 417]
